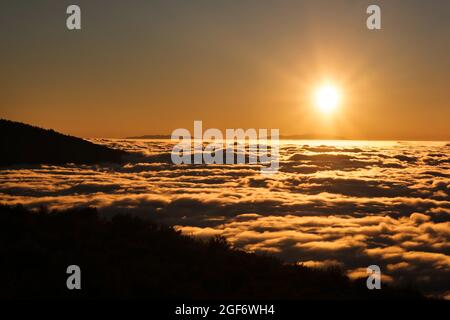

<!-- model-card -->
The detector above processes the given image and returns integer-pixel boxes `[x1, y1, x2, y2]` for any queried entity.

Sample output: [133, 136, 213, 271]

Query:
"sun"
[314, 84, 341, 114]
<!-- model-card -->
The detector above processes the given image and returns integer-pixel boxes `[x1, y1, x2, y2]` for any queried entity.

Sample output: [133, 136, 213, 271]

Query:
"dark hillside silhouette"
[0, 205, 423, 300]
[0, 119, 127, 166]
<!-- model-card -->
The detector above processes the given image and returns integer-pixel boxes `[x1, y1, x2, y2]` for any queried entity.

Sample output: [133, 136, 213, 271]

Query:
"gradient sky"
[1, 0, 449, 139]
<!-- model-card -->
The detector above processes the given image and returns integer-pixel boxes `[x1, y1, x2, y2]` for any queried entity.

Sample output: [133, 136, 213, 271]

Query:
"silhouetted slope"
[0, 205, 423, 300]
[0, 119, 127, 166]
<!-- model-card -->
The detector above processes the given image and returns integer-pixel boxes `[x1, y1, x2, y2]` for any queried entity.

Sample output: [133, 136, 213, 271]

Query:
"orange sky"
[1, 1, 449, 139]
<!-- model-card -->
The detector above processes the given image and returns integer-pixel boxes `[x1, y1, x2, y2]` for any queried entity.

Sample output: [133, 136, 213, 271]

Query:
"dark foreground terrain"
[0, 119, 126, 166]
[0, 205, 423, 300]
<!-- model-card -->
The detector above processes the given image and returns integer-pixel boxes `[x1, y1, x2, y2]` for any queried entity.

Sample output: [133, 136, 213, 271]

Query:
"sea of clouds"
[1, 139, 449, 297]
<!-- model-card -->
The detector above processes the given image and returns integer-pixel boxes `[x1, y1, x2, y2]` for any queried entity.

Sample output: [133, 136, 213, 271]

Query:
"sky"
[1, 0, 449, 139]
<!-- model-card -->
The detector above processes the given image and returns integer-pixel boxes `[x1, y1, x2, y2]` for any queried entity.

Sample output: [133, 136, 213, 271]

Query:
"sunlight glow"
[314, 84, 340, 114]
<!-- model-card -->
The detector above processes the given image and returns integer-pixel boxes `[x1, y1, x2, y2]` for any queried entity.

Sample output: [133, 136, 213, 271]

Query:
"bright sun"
[314, 84, 340, 114]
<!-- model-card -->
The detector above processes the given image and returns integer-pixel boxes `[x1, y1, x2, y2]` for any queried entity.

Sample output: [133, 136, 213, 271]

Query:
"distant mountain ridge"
[0, 119, 127, 166]
[126, 134, 173, 139]
[126, 133, 347, 140]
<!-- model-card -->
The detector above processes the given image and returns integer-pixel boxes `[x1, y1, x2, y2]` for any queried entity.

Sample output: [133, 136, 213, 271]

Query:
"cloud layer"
[1, 139, 449, 297]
